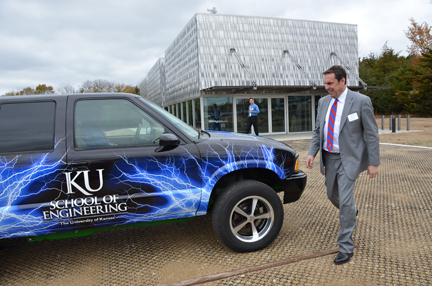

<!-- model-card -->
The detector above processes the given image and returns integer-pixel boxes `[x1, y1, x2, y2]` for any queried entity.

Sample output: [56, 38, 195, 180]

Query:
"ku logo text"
[64, 169, 104, 196]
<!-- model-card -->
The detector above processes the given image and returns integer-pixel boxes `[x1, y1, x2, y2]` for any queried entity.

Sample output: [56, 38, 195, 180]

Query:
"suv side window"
[74, 99, 166, 148]
[0, 101, 56, 154]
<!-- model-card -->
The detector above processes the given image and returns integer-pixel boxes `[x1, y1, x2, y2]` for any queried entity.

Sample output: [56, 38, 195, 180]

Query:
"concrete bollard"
[381, 115, 385, 130]
[398, 115, 401, 131]
[389, 116, 392, 130]
[392, 116, 396, 133]
[407, 115, 410, 131]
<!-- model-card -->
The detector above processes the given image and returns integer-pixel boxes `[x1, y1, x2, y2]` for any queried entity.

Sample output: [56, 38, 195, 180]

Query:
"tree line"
[3, 80, 140, 96]
[359, 18, 432, 117]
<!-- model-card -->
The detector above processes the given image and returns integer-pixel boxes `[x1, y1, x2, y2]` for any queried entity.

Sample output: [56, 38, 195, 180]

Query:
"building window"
[288, 96, 312, 132]
[187, 100, 193, 126]
[314, 95, 322, 119]
[236, 98, 268, 134]
[203, 97, 233, 132]
[271, 98, 285, 133]
[181, 102, 186, 123]
[0, 101, 55, 154]
[194, 99, 201, 130]
[236, 98, 249, 133]
[254, 98, 268, 134]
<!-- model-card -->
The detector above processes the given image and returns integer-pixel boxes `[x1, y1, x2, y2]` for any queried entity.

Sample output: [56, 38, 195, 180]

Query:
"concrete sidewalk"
[265, 129, 422, 142]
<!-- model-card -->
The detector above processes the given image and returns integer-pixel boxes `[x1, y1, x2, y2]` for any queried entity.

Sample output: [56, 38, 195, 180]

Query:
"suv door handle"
[68, 162, 89, 171]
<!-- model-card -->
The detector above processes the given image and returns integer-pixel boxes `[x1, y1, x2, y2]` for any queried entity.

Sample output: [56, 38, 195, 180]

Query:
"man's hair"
[249, 98, 254, 101]
[323, 65, 347, 82]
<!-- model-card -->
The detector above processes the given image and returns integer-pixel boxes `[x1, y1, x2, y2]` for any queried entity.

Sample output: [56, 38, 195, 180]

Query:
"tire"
[212, 180, 284, 252]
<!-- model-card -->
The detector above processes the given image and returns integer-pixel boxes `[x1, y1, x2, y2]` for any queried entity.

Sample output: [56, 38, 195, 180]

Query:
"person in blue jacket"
[246, 98, 260, 135]
[213, 104, 221, 131]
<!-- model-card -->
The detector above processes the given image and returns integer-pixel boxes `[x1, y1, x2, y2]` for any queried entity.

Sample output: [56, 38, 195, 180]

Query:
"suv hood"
[203, 130, 293, 151]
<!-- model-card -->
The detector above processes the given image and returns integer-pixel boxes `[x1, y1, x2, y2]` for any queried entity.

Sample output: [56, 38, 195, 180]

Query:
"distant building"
[140, 13, 375, 135]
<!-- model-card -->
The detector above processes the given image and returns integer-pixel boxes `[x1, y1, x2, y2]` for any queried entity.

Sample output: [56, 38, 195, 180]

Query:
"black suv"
[0, 93, 306, 252]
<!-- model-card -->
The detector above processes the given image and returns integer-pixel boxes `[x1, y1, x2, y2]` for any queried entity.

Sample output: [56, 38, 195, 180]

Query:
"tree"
[93, 79, 114, 92]
[114, 83, 140, 94]
[394, 19, 432, 117]
[35, 84, 54, 94]
[21, 87, 36, 95]
[404, 18, 432, 57]
[57, 83, 76, 94]
[359, 42, 411, 114]
[79, 79, 115, 93]
[4, 91, 18, 96]
[114, 83, 126, 92]
[397, 48, 432, 116]
[2, 85, 54, 96]
[2, 80, 140, 96]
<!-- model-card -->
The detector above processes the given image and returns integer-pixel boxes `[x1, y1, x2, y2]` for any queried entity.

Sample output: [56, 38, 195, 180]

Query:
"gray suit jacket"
[308, 89, 380, 180]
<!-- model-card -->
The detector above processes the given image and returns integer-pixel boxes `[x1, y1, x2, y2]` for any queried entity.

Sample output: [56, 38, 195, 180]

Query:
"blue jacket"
[214, 108, 220, 120]
[249, 103, 260, 117]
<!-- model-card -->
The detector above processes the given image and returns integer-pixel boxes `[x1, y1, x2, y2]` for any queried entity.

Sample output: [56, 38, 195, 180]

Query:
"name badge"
[348, 113, 359, 122]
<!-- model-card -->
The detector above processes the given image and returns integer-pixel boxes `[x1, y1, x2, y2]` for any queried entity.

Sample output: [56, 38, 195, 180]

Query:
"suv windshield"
[138, 98, 200, 139]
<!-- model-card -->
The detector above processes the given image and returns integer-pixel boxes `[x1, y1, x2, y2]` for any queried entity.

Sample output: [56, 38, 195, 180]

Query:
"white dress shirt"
[323, 88, 347, 153]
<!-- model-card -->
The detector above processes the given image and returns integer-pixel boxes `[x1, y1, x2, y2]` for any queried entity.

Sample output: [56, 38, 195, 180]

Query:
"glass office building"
[140, 13, 367, 135]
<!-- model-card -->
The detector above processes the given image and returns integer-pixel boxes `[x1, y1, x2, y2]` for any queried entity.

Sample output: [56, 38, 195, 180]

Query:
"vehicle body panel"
[0, 93, 306, 240]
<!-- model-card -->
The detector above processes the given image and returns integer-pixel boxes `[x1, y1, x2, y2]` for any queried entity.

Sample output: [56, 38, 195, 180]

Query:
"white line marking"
[380, 143, 432, 150]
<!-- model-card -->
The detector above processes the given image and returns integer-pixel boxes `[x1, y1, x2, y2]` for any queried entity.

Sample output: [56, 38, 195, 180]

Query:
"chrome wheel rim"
[229, 195, 274, 243]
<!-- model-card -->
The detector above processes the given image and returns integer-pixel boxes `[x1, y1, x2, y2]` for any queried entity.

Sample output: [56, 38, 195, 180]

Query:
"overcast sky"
[1, 0, 431, 95]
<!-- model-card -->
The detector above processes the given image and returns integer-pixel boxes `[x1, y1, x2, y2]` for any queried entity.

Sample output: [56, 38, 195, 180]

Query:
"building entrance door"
[270, 98, 285, 133]
[236, 98, 268, 135]
[288, 96, 312, 133]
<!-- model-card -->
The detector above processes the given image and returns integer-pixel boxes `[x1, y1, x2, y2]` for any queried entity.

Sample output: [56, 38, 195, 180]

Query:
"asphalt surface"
[0, 140, 431, 286]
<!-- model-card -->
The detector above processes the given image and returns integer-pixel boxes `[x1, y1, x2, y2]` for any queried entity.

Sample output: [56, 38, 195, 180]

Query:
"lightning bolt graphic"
[0, 136, 293, 239]
[0, 138, 69, 238]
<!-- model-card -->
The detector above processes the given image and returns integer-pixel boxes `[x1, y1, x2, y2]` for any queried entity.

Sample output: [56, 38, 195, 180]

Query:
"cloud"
[1, 0, 431, 95]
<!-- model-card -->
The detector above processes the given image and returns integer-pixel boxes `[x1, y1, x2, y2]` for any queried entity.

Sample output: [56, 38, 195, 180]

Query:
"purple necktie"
[327, 99, 339, 152]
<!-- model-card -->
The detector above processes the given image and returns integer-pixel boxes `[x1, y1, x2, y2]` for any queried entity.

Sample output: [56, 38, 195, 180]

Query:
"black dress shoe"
[334, 252, 353, 265]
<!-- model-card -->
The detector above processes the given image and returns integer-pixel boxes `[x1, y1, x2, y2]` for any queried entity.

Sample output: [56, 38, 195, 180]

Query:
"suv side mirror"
[159, 133, 180, 147]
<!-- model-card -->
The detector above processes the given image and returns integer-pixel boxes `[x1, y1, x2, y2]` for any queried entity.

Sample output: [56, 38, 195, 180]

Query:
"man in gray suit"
[306, 65, 380, 265]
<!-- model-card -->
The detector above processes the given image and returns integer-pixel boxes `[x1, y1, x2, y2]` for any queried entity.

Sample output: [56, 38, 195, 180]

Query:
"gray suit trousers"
[323, 151, 357, 254]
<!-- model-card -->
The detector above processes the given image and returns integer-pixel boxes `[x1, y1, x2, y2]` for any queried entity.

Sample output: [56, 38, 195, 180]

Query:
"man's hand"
[367, 165, 379, 179]
[306, 155, 314, 169]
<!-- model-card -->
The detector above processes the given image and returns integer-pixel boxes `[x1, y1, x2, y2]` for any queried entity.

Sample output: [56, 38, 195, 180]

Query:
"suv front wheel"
[212, 180, 284, 252]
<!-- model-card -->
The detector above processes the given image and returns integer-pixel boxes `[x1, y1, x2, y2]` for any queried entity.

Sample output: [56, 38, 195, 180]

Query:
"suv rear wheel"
[212, 180, 284, 252]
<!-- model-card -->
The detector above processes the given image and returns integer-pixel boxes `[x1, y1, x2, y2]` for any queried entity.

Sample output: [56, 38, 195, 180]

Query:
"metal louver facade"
[141, 13, 359, 107]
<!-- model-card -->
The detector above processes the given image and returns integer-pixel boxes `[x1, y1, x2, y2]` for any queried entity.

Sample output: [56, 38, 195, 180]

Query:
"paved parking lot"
[0, 141, 431, 286]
